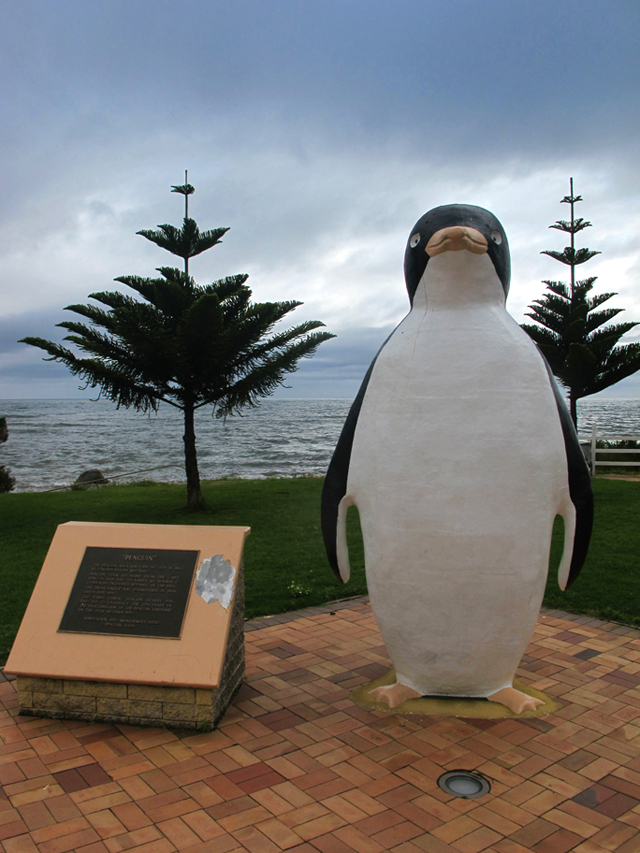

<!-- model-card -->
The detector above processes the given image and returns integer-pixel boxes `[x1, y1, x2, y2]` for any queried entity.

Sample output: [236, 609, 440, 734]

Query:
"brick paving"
[2, 598, 640, 853]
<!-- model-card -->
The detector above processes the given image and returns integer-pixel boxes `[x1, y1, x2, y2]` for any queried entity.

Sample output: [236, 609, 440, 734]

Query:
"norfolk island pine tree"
[21, 176, 335, 510]
[521, 178, 640, 428]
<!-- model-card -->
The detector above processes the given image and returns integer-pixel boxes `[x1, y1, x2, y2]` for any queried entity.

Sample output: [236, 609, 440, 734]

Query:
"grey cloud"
[0, 309, 71, 354]
[1, 1, 639, 401]
[2, 1, 639, 202]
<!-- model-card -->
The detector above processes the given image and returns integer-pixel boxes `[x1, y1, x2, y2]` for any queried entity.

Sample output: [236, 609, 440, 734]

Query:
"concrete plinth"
[6, 522, 249, 730]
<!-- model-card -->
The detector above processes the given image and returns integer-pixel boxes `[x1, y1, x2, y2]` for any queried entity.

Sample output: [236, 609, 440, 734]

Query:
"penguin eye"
[491, 231, 502, 245]
[410, 233, 421, 248]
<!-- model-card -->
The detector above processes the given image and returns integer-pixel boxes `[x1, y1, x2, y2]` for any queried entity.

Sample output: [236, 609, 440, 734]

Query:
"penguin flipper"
[321, 333, 392, 583]
[542, 358, 594, 590]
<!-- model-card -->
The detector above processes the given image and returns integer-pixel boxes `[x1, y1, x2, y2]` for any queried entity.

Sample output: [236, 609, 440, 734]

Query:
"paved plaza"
[2, 599, 640, 853]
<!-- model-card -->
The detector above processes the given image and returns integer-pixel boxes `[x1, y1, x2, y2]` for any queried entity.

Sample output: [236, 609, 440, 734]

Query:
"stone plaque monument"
[5, 521, 250, 729]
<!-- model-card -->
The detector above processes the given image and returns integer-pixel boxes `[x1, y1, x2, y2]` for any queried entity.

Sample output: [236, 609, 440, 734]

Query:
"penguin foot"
[370, 683, 421, 709]
[487, 687, 544, 715]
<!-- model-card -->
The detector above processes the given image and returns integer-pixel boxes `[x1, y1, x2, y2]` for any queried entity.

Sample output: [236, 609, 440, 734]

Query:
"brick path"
[2, 599, 640, 853]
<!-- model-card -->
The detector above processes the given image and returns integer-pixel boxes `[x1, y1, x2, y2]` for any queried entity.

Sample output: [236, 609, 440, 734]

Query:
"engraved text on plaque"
[58, 547, 199, 638]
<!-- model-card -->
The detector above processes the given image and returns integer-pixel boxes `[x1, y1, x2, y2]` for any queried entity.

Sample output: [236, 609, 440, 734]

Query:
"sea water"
[0, 399, 350, 492]
[0, 397, 639, 493]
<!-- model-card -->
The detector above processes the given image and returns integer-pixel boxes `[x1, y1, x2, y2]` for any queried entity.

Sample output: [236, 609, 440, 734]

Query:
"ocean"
[1, 397, 639, 493]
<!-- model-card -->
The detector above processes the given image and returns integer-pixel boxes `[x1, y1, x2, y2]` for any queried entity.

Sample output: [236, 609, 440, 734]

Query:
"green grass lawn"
[0, 478, 366, 664]
[0, 476, 638, 665]
[545, 477, 640, 625]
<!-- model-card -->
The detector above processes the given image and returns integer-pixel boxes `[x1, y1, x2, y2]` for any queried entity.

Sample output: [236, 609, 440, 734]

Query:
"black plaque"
[58, 547, 199, 638]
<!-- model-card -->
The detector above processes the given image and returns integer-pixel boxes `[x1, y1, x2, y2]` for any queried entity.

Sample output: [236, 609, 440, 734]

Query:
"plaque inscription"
[58, 547, 199, 638]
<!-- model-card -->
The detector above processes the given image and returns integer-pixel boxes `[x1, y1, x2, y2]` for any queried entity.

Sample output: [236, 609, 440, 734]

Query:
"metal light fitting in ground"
[437, 770, 491, 799]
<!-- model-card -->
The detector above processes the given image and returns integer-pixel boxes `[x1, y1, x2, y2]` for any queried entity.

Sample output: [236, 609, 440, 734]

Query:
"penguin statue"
[321, 204, 593, 714]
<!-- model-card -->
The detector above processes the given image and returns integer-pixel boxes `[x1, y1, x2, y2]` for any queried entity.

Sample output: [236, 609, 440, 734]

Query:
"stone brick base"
[16, 567, 245, 730]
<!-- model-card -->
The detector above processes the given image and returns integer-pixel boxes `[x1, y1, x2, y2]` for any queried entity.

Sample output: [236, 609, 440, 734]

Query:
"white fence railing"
[587, 423, 640, 476]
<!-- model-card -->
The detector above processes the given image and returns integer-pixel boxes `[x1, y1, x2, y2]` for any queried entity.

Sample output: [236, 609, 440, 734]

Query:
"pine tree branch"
[541, 248, 601, 266]
[586, 290, 616, 311]
[114, 275, 194, 322]
[587, 344, 640, 395]
[520, 323, 561, 348]
[588, 322, 640, 351]
[549, 218, 592, 234]
[535, 293, 575, 316]
[171, 183, 195, 196]
[524, 306, 566, 334]
[584, 308, 625, 334]
[19, 336, 167, 411]
[209, 331, 335, 416]
[201, 274, 250, 299]
[542, 280, 570, 299]
[137, 219, 229, 259]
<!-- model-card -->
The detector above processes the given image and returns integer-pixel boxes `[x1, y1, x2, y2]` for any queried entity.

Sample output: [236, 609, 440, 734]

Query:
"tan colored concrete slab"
[5, 522, 249, 688]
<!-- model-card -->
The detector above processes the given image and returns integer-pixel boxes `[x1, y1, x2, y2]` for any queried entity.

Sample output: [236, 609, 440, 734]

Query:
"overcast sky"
[1, 0, 639, 400]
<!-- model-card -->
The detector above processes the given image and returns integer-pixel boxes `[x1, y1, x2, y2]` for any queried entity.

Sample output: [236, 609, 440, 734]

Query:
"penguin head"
[403, 204, 510, 305]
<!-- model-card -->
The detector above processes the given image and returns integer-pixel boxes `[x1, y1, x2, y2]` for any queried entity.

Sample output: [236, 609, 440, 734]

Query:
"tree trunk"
[569, 393, 578, 430]
[183, 403, 204, 510]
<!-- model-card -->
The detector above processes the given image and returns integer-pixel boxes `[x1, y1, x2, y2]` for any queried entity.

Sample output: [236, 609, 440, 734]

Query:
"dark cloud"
[2, 2, 639, 179]
[0, 309, 70, 350]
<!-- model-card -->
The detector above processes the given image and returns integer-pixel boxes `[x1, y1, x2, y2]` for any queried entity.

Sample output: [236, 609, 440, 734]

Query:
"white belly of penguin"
[347, 253, 569, 697]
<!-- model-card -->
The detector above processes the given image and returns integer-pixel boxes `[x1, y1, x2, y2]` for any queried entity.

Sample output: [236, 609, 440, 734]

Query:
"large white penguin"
[322, 204, 593, 714]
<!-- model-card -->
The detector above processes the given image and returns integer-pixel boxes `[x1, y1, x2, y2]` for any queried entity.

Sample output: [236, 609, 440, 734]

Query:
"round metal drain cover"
[437, 770, 491, 799]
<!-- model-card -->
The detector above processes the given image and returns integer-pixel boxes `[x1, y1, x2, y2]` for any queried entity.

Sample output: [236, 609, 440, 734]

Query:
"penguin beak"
[426, 226, 488, 257]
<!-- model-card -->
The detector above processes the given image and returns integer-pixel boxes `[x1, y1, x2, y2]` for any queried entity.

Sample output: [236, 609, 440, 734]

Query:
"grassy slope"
[1, 476, 638, 664]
